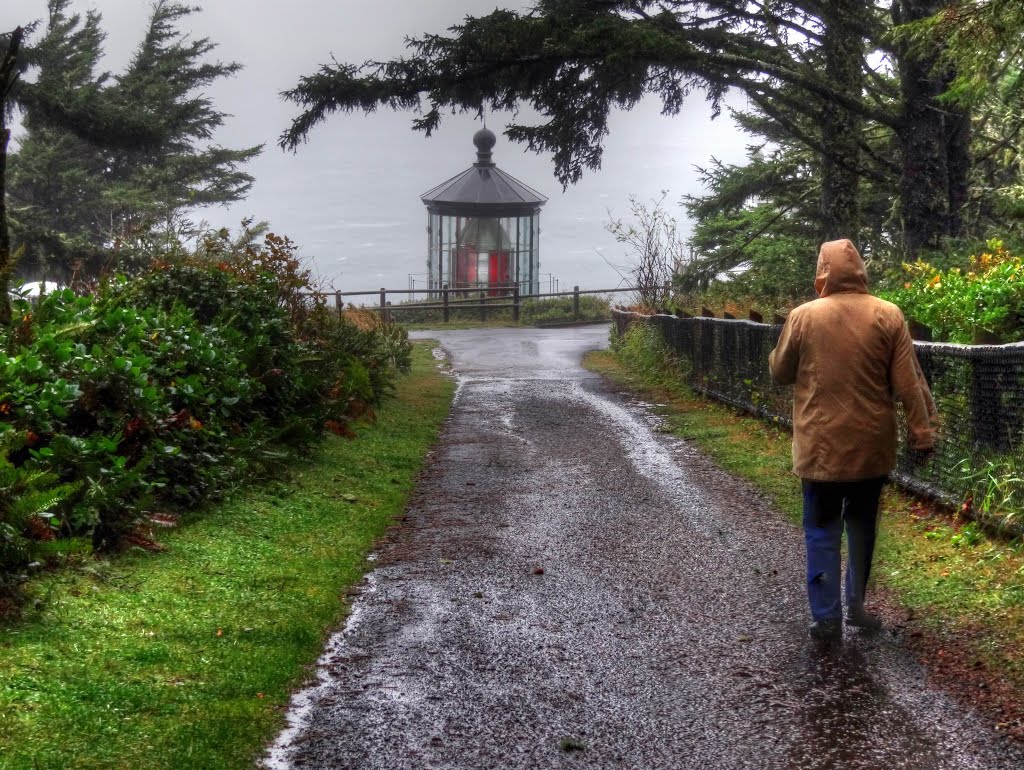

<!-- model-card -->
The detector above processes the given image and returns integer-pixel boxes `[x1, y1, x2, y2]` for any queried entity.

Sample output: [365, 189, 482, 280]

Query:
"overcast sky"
[3, 1, 751, 292]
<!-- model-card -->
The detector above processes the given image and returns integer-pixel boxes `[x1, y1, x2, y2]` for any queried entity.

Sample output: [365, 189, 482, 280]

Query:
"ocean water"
[201, 97, 750, 298]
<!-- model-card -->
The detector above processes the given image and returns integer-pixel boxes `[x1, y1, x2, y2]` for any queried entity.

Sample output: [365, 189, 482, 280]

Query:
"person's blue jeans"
[801, 477, 886, 622]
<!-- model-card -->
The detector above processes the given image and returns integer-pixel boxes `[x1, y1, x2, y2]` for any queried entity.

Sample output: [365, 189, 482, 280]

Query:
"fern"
[0, 429, 81, 580]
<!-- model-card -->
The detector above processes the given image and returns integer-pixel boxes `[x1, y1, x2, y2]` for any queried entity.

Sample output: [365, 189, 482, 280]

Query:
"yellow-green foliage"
[881, 240, 1024, 343]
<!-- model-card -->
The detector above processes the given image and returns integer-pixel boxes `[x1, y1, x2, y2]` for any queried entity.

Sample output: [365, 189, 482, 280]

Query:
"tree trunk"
[944, 95, 972, 236]
[0, 125, 11, 324]
[1, 27, 25, 326]
[892, 1, 969, 257]
[820, 2, 865, 243]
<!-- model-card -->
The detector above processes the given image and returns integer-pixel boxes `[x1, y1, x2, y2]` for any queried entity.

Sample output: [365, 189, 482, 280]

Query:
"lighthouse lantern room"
[421, 129, 547, 295]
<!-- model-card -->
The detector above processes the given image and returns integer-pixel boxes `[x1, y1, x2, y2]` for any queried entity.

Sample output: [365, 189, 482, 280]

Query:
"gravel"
[262, 325, 1023, 770]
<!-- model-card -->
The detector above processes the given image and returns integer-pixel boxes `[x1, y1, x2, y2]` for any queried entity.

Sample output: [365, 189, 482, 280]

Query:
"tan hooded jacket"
[769, 239, 936, 481]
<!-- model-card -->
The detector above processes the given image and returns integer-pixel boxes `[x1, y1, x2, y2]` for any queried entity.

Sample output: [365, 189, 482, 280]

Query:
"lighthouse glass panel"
[428, 212, 540, 296]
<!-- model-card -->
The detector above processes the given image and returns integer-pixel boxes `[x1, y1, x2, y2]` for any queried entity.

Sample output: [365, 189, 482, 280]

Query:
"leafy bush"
[879, 240, 1024, 343]
[0, 236, 412, 587]
[0, 427, 80, 588]
[1, 288, 255, 548]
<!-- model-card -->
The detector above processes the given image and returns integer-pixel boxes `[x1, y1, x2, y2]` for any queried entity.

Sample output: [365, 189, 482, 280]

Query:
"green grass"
[586, 324, 1024, 692]
[0, 342, 455, 770]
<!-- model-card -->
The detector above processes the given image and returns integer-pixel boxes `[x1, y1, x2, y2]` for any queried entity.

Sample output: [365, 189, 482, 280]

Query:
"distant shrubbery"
[387, 292, 612, 325]
[521, 295, 611, 324]
[0, 232, 411, 591]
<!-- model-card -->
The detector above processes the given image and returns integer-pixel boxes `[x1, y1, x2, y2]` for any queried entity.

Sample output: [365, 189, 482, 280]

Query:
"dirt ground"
[261, 326, 1024, 770]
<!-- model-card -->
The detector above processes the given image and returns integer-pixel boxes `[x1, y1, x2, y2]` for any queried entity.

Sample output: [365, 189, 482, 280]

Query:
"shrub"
[610, 321, 689, 385]
[1, 289, 253, 547]
[879, 240, 1024, 343]
[0, 427, 80, 589]
[0, 237, 413, 585]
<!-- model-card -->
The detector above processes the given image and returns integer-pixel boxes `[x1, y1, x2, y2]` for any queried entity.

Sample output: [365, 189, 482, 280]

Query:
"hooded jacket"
[769, 239, 936, 481]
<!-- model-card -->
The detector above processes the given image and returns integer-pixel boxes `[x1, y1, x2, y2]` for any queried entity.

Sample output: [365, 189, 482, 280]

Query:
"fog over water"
[4, 0, 751, 293]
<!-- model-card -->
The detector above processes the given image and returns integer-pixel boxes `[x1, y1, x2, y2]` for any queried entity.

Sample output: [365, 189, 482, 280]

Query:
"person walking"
[769, 239, 936, 640]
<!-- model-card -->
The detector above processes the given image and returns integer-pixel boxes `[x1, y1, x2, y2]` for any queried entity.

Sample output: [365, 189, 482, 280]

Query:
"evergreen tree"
[6, 0, 261, 283]
[905, 0, 1024, 238]
[679, 100, 900, 304]
[99, 1, 261, 263]
[2, 0, 173, 321]
[281, 1, 995, 261]
[7, 0, 111, 281]
[905, 0, 1024, 105]
[681, 140, 821, 302]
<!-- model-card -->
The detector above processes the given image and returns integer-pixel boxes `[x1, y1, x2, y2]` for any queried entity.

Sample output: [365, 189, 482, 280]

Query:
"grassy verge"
[0, 341, 455, 770]
[586, 325, 1024, 735]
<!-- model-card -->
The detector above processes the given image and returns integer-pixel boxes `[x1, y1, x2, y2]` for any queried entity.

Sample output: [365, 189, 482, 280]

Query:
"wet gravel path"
[263, 326, 1023, 770]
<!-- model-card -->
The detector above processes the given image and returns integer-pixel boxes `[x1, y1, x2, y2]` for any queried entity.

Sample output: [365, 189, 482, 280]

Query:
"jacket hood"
[814, 239, 869, 297]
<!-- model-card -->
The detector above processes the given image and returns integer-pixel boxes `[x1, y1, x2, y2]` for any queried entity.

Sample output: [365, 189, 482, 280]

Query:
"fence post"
[480, 291, 487, 322]
[573, 285, 580, 320]
[513, 285, 520, 323]
[335, 290, 343, 320]
[443, 284, 449, 323]
[379, 288, 386, 320]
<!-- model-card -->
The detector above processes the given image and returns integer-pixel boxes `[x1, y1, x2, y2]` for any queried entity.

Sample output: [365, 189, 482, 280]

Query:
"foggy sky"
[3, 1, 751, 292]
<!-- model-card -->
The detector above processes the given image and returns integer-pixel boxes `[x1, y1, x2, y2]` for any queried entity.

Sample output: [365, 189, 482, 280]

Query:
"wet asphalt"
[261, 325, 1023, 770]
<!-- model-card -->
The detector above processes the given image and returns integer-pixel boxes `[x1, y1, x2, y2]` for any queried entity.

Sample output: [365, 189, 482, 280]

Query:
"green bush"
[878, 240, 1024, 343]
[0, 427, 80, 588]
[1, 288, 257, 548]
[1, 241, 413, 587]
[610, 321, 689, 385]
